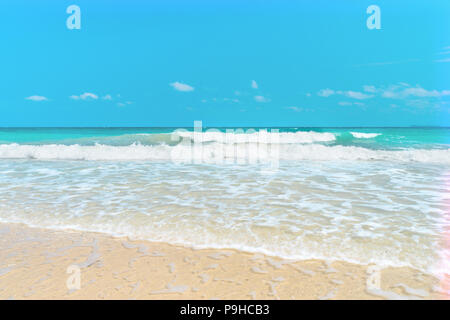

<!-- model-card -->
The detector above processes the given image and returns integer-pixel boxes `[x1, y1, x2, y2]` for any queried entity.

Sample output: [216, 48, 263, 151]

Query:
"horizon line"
[0, 126, 448, 129]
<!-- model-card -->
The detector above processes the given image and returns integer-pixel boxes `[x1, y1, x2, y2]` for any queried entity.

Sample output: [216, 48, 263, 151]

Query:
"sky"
[0, 0, 449, 127]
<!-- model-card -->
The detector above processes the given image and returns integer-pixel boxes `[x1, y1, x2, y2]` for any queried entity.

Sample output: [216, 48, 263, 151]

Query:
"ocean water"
[0, 127, 449, 277]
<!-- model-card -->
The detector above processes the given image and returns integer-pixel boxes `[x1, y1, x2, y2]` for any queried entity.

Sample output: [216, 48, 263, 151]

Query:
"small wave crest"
[350, 132, 382, 139]
[41, 131, 337, 146]
[175, 130, 336, 144]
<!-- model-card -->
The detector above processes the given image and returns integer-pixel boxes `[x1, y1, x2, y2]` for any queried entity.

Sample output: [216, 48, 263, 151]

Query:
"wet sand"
[0, 223, 447, 300]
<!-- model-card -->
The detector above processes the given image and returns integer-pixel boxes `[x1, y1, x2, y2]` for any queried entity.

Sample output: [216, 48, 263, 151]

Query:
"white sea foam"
[0, 143, 449, 164]
[350, 132, 382, 139]
[0, 159, 448, 278]
[0, 129, 449, 279]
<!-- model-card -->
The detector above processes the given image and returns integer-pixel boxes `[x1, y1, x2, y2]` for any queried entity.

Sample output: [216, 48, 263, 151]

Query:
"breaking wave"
[174, 130, 337, 144]
[350, 132, 382, 139]
[0, 143, 449, 163]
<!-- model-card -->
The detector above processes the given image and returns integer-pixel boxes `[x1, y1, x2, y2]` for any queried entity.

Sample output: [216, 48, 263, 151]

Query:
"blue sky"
[1, 0, 449, 127]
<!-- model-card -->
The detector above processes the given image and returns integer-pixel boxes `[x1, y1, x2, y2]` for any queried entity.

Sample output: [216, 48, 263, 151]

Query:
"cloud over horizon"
[254, 95, 270, 103]
[318, 88, 372, 100]
[25, 95, 48, 101]
[70, 92, 99, 100]
[170, 81, 194, 92]
[317, 89, 335, 97]
[317, 84, 450, 102]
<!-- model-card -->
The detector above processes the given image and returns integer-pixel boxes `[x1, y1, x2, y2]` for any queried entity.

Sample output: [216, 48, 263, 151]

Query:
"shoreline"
[0, 222, 447, 300]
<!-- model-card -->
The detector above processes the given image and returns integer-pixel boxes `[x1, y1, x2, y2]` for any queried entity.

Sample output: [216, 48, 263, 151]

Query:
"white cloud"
[80, 92, 98, 100]
[338, 101, 365, 107]
[381, 85, 450, 99]
[102, 94, 112, 100]
[316, 83, 450, 107]
[402, 87, 441, 97]
[436, 58, 450, 63]
[70, 92, 99, 100]
[317, 88, 335, 97]
[342, 91, 373, 100]
[318, 88, 372, 99]
[25, 95, 48, 101]
[115, 101, 132, 107]
[286, 106, 302, 112]
[254, 95, 270, 103]
[437, 46, 450, 54]
[363, 85, 377, 93]
[251, 80, 258, 89]
[223, 98, 239, 103]
[382, 91, 398, 98]
[317, 83, 450, 100]
[170, 81, 194, 92]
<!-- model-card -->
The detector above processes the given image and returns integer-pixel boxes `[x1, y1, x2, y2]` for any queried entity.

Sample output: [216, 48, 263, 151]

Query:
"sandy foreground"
[0, 222, 447, 300]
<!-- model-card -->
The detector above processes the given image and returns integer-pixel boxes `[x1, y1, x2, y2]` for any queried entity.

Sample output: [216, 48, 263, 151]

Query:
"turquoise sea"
[0, 127, 449, 278]
[0, 127, 449, 149]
